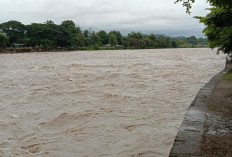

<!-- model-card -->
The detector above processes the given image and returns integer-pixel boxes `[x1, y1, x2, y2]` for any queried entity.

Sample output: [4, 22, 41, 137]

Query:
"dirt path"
[201, 69, 232, 156]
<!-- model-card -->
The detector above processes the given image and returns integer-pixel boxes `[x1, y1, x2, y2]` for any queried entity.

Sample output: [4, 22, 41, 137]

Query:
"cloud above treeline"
[0, 0, 210, 37]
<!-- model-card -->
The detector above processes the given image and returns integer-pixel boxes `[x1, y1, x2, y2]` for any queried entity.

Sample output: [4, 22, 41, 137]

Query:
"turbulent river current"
[0, 48, 226, 157]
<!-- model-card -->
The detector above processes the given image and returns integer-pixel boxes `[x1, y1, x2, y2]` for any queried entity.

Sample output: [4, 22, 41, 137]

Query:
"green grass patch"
[208, 105, 217, 112]
[194, 45, 209, 48]
[222, 72, 232, 80]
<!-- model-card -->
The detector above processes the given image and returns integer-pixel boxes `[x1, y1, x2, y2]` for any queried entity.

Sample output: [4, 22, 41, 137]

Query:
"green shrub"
[93, 44, 100, 50]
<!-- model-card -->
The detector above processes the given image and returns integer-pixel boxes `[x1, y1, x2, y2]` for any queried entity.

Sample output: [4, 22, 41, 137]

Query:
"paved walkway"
[169, 65, 232, 157]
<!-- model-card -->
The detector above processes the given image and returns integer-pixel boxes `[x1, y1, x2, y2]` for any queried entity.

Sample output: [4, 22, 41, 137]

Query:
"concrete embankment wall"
[169, 64, 232, 157]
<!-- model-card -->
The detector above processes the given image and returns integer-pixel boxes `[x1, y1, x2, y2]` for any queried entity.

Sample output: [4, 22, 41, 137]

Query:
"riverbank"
[170, 65, 232, 156]
[0, 46, 208, 54]
[0, 46, 122, 54]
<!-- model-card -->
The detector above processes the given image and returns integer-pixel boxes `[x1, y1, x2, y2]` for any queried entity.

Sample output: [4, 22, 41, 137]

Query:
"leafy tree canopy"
[0, 32, 9, 48]
[175, 0, 232, 14]
[98, 30, 108, 45]
[109, 31, 123, 45]
[0, 20, 208, 50]
[108, 33, 118, 46]
[0, 20, 26, 44]
[176, 0, 232, 54]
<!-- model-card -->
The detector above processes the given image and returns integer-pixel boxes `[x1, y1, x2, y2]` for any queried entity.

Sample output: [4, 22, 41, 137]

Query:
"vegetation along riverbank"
[0, 20, 208, 53]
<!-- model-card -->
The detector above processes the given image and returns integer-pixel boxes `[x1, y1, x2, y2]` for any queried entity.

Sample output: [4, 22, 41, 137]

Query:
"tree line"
[0, 20, 208, 50]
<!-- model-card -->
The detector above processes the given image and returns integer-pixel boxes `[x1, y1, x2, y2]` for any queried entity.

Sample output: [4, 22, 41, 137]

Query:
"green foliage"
[93, 44, 100, 50]
[196, 7, 232, 54]
[90, 32, 101, 46]
[207, 0, 232, 8]
[176, 0, 232, 54]
[0, 21, 26, 44]
[187, 36, 198, 45]
[208, 105, 217, 111]
[128, 32, 143, 40]
[175, 0, 232, 14]
[27, 21, 60, 47]
[109, 31, 123, 45]
[108, 33, 118, 46]
[197, 37, 208, 45]
[0, 33, 9, 48]
[98, 30, 108, 45]
[178, 43, 194, 48]
[176, 0, 232, 12]
[171, 40, 178, 48]
[175, 0, 195, 14]
[59, 20, 81, 47]
[0, 20, 208, 51]
[157, 36, 172, 48]
[144, 38, 153, 48]
[76, 33, 86, 47]
[84, 30, 89, 38]
[5, 47, 33, 52]
[149, 34, 157, 41]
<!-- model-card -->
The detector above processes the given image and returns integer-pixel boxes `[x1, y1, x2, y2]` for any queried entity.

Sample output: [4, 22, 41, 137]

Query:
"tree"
[109, 31, 123, 45]
[149, 33, 157, 42]
[0, 21, 26, 45]
[175, 0, 232, 54]
[108, 33, 118, 46]
[128, 32, 143, 40]
[171, 40, 178, 48]
[76, 33, 86, 47]
[0, 20, 204, 50]
[144, 38, 153, 48]
[187, 36, 198, 45]
[196, 7, 232, 53]
[175, 0, 232, 14]
[59, 20, 81, 47]
[128, 38, 138, 48]
[27, 23, 50, 46]
[198, 37, 208, 45]
[98, 30, 108, 45]
[149, 34, 158, 47]
[27, 21, 61, 47]
[137, 39, 146, 49]
[157, 36, 172, 48]
[90, 32, 101, 46]
[0, 32, 9, 48]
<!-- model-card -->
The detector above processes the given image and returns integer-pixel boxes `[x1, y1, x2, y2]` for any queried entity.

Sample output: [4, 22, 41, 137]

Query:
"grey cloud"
[0, 0, 210, 37]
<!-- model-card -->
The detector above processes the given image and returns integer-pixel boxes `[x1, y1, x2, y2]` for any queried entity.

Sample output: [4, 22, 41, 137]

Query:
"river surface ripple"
[0, 48, 225, 156]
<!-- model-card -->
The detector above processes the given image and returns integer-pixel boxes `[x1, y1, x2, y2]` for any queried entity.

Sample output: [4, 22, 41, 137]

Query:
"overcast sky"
[0, 0, 210, 37]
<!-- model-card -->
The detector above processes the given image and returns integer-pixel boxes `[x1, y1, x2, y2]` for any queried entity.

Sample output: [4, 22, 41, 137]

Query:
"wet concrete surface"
[169, 65, 232, 157]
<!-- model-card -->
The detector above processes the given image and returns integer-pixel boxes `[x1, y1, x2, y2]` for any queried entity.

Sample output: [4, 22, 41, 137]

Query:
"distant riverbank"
[0, 20, 209, 53]
[0, 45, 208, 54]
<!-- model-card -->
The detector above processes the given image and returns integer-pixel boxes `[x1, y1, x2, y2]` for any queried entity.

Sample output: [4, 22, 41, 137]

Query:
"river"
[0, 48, 225, 156]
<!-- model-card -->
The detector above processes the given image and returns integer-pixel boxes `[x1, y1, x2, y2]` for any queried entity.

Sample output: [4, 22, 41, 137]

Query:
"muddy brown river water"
[0, 48, 226, 157]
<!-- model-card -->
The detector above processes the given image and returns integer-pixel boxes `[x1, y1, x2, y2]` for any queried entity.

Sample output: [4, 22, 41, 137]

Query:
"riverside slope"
[170, 65, 232, 156]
